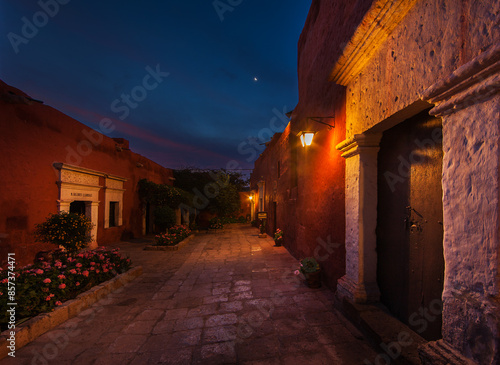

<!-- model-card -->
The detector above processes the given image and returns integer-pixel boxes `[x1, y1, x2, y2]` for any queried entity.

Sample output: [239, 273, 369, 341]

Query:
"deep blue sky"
[0, 1, 311, 174]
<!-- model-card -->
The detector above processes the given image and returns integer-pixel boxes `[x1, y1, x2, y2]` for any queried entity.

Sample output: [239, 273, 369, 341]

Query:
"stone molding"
[330, 0, 419, 86]
[421, 42, 500, 116]
[336, 133, 382, 158]
[419, 340, 477, 365]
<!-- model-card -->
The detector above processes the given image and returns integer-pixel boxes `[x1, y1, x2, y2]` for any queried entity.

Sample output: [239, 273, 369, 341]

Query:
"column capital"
[336, 133, 382, 158]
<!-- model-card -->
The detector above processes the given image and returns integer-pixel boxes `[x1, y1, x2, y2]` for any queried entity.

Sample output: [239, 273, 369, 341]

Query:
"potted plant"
[273, 229, 283, 246]
[297, 257, 321, 288]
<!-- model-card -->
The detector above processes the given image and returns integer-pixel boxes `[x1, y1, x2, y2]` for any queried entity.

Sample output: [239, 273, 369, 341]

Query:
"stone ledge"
[335, 295, 426, 365]
[144, 234, 195, 251]
[0, 265, 143, 360]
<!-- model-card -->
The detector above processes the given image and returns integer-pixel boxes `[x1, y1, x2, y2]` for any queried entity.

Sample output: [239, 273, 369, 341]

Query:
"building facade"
[251, 0, 499, 363]
[0, 80, 174, 267]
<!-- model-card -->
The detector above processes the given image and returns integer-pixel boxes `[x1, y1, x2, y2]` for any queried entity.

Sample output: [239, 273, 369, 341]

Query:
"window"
[104, 177, 126, 228]
[109, 202, 118, 227]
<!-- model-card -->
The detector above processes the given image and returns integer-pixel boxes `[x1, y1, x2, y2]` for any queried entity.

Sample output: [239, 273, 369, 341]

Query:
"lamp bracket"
[307, 117, 335, 129]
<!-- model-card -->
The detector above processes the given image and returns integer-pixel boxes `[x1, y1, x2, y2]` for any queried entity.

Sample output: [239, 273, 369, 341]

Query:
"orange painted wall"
[0, 80, 173, 267]
[250, 0, 373, 289]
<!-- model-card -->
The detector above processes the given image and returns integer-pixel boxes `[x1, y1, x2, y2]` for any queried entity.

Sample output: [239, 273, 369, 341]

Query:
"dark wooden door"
[377, 110, 444, 341]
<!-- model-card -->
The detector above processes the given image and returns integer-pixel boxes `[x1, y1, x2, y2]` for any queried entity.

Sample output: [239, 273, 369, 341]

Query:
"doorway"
[376, 110, 444, 341]
[70, 201, 87, 216]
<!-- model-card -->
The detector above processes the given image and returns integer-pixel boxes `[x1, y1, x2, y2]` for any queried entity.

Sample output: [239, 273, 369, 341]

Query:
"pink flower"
[55, 301, 62, 306]
[294, 270, 300, 276]
[36, 269, 44, 275]
[82, 271, 89, 277]
[75, 282, 80, 286]
[58, 283, 66, 289]
[50, 293, 55, 297]
[76, 263, 82, 268]
[58, 275, 66, 280]
[43, 278, 51, 284]
[69, 269, 77, 274]
[45, 296, 51, 301]
[95, 269, 100, 274]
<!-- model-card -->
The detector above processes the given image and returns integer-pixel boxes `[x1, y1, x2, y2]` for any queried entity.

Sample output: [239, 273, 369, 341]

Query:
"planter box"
[0, 266, 143, 360]
[144, 234, 194, 251]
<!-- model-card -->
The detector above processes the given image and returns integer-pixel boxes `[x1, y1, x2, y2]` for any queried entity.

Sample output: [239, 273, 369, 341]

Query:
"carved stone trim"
[336, 134, 382, 158]
[329, 0, 419, 86]
[419, 340, 477, 365]
[421, 43, 500, 116]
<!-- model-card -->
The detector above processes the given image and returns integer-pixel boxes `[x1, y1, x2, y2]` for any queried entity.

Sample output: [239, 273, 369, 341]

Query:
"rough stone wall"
[346, 0, 500, 137]
[0, 80, 174, 267]
[440, 96, 500, 364]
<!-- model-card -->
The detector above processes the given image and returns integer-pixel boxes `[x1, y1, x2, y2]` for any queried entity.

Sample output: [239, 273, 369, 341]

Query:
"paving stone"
[206, 313, 238, 327]
[202, 325, 238, 343]
[134, 309, 165, 321]
[195, 341, 237, 364]
[203, 294, 229, 304]
[186, 303, 219, 317]
[5, 225, 380, 365]
[169, 329, 202, 346]
[174, 317, 205, 331]
[159, 347, 193, 364]
[153, 319, 176, 334]
[108, 334, 148, 353]
[236, 335, 279, 361]
[122, 320, 157, 334]
[163, 308, 188, 320]
[219, 301, 243, 313]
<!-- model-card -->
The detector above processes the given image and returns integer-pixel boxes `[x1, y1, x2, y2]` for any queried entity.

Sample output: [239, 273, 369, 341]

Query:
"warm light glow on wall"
[297, 131, 315, 147]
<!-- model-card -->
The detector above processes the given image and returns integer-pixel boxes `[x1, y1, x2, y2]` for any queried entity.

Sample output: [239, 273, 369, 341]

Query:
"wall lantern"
[249, 194, 254, 201]
[297, 117, 335, 147]
[297, 131, 316, 147]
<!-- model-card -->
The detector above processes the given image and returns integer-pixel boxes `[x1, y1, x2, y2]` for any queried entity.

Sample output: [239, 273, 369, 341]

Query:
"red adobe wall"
[251, 0, 373, 289]
[0, 80, 173, 268]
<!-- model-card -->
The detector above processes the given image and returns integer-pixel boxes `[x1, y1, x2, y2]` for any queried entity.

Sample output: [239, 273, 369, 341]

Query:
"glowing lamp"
[297, 131, 315, 147]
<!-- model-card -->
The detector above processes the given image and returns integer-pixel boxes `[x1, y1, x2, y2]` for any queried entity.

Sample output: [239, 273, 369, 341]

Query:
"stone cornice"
[329, 0, 419, 86]
[336, 134, 382, 158]
[53, 163, 127, 181]
[421, 43, 500, 116]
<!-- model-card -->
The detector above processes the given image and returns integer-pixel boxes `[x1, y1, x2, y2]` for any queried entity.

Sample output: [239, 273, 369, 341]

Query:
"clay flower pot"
[304, 270, 321, 288]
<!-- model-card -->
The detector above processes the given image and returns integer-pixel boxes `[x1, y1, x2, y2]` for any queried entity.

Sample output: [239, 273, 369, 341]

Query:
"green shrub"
[153, 206, 176, 231]
[34, 212, 94, 254]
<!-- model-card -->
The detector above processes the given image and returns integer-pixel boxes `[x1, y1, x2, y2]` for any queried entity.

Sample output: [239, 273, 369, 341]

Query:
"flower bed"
[0, 247, 131, 331]
[154, 225, 191, 246]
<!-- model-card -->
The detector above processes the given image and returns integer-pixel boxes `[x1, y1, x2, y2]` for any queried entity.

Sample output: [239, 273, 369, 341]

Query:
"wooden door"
[377, 110, 444, 341]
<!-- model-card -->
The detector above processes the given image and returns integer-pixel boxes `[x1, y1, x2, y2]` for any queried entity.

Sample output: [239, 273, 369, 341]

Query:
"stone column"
[419, 44, 500, 365]
[57, 200, 71, 213]
[336, 133, 382, 304]
[87, 201, 99, 249]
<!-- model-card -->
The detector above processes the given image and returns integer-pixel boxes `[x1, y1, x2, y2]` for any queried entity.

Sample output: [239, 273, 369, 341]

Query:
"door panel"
[377, 110, 444, 341]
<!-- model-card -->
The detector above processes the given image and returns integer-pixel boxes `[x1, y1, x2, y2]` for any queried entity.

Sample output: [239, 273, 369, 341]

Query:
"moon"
[253, 77, 258, 82]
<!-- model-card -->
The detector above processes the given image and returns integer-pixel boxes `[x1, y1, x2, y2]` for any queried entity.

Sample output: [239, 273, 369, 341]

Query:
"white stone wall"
[346, 0, 500, 138]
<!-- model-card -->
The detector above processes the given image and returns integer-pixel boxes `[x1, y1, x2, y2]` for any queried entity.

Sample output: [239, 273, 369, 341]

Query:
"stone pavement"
[2, 224, 380, 365]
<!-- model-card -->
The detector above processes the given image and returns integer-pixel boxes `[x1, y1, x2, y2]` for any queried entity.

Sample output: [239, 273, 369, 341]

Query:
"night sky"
[0, 1, 311, 175]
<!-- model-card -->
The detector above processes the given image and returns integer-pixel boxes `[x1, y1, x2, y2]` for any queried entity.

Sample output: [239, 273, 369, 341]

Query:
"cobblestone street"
[2, 224, 379, 364]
